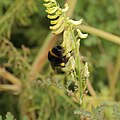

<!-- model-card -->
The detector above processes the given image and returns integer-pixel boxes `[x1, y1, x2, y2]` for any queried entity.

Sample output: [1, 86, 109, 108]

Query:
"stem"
[0, 67, 22, 86]
[106, 48, 120, 97]
[86, 78, 96, 97]
[0, 84, 20, 92]
[70, 27, 83, 106]
[29, 33, 58, 81]
[77, 25, 120, 45]
[51, 86, 78, 108]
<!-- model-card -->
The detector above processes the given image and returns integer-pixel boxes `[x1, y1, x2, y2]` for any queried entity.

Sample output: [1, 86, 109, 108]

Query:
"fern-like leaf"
[91, 105, 105, 120]
[112, 104, 120, 120]
[5, 112, 14, 120]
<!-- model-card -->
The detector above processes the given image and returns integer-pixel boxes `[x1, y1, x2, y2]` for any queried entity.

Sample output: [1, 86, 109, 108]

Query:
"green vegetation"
[0, 0, 120, 120]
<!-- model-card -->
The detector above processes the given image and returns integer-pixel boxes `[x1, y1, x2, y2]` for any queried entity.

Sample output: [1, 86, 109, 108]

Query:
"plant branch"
[29, 33, 58, 81]
[51, 86, 78, 108]
[108, 48, 120, 95]
[65, 0, 77, 17]
[0, 84, 20, 92]
[77, 25, 120, 45]
[86, 79, 96, 97]
[0, 67, 22, 86]
[112, 48, 120, 86]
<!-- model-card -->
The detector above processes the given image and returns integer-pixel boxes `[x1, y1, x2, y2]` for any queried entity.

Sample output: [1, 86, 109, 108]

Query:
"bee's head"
[52, 45, 64, 56]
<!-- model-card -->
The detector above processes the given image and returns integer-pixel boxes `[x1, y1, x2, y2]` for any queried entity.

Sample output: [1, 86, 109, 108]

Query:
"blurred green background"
[0, 0, 120, 120]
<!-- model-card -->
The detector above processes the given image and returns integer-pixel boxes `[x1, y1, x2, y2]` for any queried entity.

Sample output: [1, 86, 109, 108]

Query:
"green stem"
[77, 25, 120, 45]
[51, 86, 78, 108]
[70, 27, 83, 107]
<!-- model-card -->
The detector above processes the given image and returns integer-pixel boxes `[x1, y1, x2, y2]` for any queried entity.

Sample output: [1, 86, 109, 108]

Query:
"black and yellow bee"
[48, 45, 78, 92]
[48, 45, 71, 73]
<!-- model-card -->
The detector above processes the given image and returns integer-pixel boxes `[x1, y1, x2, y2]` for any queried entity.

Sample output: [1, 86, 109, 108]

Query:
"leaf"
[74, 108, 91, 118]
[0, 116, 2, 120]
[5, 112, 14, 120]
[112, 104, 120, 120]
[91, 105, 105, 120]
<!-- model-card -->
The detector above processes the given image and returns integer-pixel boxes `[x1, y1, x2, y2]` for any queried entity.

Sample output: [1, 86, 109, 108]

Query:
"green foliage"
[0, 0, 38, 79]
[0, 112, 29, 120]
[74, 105, 105, 119]
[0, 112, 14, 120]
[91, 105, 105, 120]
[0, 38, 30, 79]
[75, 0, 120, 94]
[0, 0, 120, 120]
[112, 104, 120, 120]
[5, 112, 14, 120]
[0, 0, 38, 38]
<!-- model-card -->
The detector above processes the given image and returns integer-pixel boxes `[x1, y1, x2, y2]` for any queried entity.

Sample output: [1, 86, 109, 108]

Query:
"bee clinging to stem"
[48, 45, 73, 73]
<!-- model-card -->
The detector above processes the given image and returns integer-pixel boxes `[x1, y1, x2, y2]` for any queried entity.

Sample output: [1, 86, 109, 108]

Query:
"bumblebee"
[48, 45, 71, 73]
[48, 46, 78, 92]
